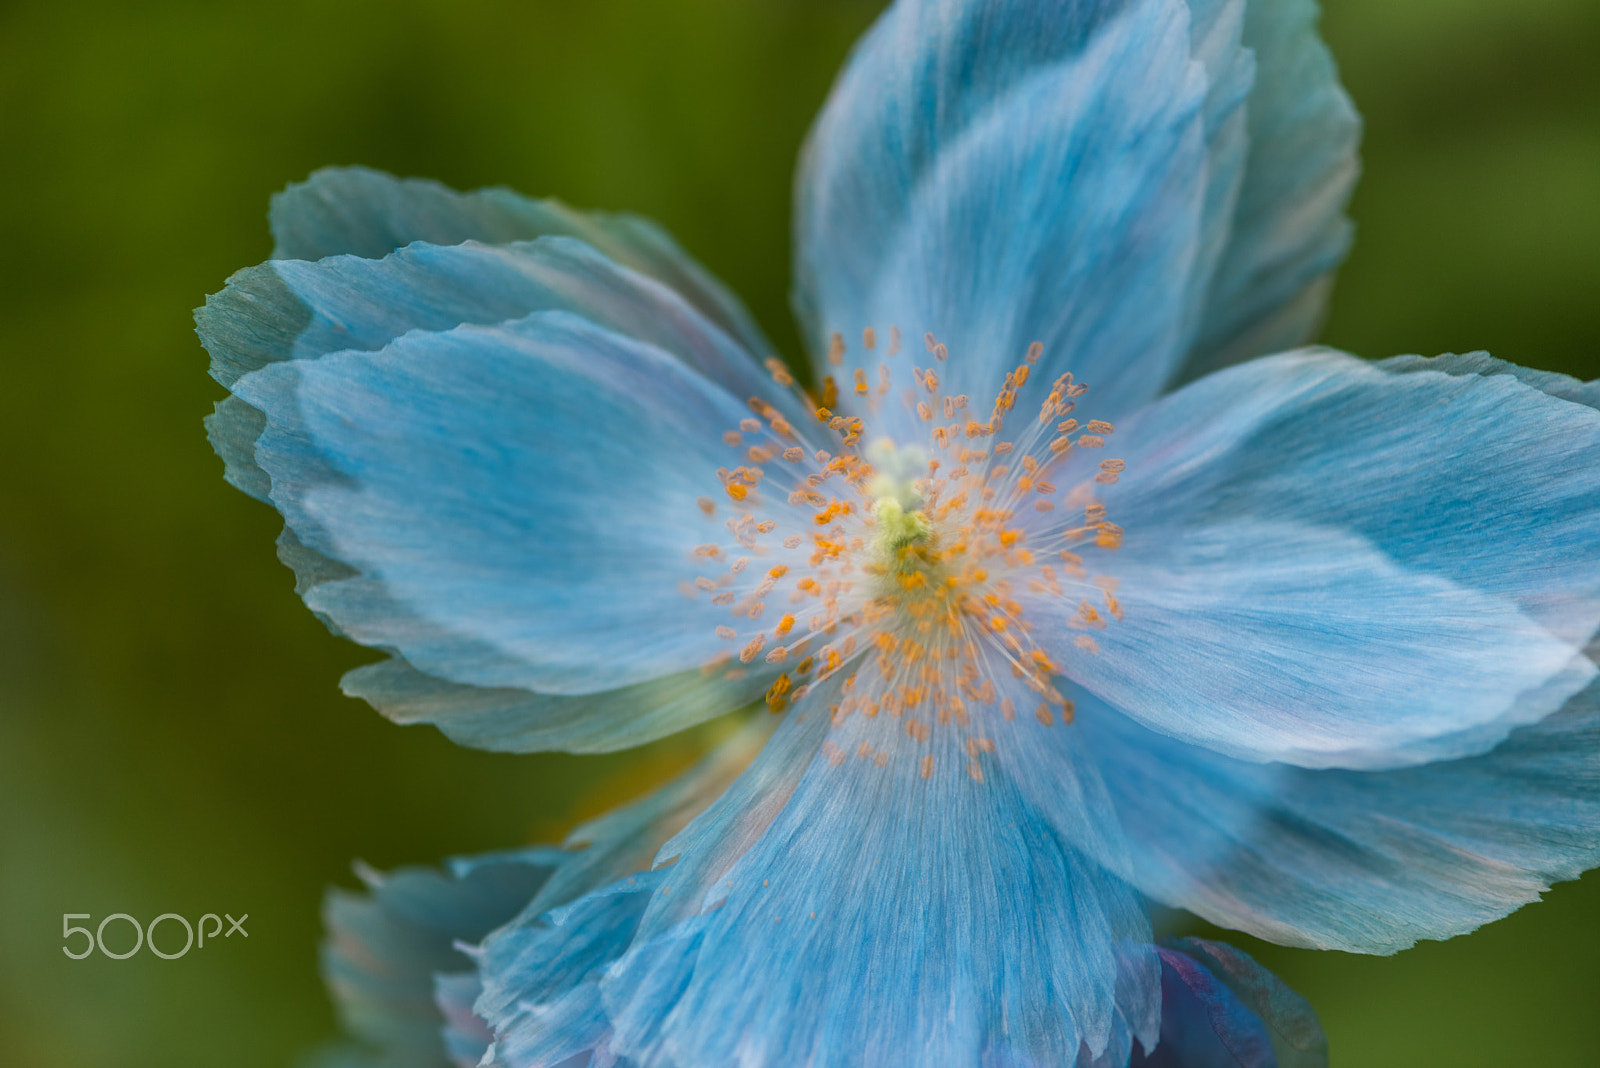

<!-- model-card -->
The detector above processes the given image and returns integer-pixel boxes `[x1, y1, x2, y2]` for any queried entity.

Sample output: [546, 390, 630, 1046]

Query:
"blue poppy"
[200, 0, 1600, 1065]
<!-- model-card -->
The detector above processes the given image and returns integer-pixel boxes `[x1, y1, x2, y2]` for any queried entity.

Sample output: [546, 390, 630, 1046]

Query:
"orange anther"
[821, 376, 839, 408]
[766, 672, 792, 713]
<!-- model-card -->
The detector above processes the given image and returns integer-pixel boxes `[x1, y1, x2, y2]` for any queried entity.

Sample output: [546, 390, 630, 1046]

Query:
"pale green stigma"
[866, 438, 933, 567]
[873, 496, 932, 556]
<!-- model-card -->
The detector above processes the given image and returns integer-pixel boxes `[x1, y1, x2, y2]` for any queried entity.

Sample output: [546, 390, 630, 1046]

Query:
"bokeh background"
[1, 0, 1596, 1065]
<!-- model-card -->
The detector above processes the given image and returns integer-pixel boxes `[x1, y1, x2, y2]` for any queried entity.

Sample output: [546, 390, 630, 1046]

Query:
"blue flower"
[200, 0, 1600, 1065]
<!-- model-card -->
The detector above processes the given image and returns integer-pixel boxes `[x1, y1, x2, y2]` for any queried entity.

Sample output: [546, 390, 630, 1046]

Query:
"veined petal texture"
[795, 0, 1359, 421]
[480, 702, 1161, 1068]
[1070, 681, 1600, 953]
[1047, 349, 1600, 769]
[200, 235, 802, 751]
[796, 0, 1214, 427]
[232, 311, 792, 699]
[269, 165, 777, 362]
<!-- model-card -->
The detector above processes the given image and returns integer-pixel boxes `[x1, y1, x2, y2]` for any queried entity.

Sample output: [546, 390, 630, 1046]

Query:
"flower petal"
[1068, 682, 1600, 953]
[269, 165, 775, 360]
[794, 0, 1219, 426]
[340, 656, 772, 756]
[1176, 0, 1361, 383]
[1134, 939, 1327, 1068]
[1166, 939, 1327, 1068]
[234, 310, 795, 698]
[318, 848, 564, 1068]
[317, 716, 769, 1067]
[198, 234, 805, 626]
[434, 971, 495, 1068]
[200, 236, 790, 407]
[1136, 946, 1274, 1068]
[481, 705, 1162, 1068]
[201, 237, 804, 749]
[1048, 349, 1600, 769]
[481, 871, 662, 1068]
[1378, 350, 1600, 409]
[198, 235, 798, 511]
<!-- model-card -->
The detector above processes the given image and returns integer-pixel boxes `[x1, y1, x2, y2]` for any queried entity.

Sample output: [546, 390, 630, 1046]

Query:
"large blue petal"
[1042, 349, 1600, 769]
[1067, 682, 1600, 953]
[1176, 0, 1360, 382]
[269, 166, 776, 362]
[201, 237, 803, 751]
[794, 0, 1221, 429]
[233, 310, 803, 705]
[199, 235, 800, 520]
[481, 698, 1162, 1068]
[795, 0, 1361, 413]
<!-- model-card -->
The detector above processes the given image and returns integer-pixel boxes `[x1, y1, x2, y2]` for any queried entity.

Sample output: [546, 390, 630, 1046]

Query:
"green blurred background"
[0, 0, 1596, 1064]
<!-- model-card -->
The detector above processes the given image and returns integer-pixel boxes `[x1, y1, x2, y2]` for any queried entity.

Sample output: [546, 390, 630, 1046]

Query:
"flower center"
[685, 328, 1129, 779]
